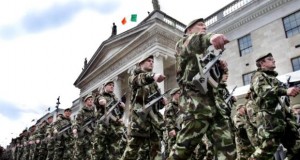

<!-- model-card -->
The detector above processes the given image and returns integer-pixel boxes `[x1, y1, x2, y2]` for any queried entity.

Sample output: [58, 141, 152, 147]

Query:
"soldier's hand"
[72, 129, 77, 134]
[210, 34, 229, 50]
[287, 87, 300, 97]
[118, 118, 124, 124]
[169, 130, 176, 137]
[99, 99, 107, 106]
[237, 106, 246, 116]
[119, 102, 125, 108]
[154, 73, 166, 83]
[162, 97, 168, 106]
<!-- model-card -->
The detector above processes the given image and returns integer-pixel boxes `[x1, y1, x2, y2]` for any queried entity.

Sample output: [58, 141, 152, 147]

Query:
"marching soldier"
[164, 87, 182, 158]
[72, 95, 96, 160]
[46, 114, 61, 160]
[53, 108, 73, 160]
[92, 80, 126, 159]
[249, 53, 300, 159]
[121, 54, 167, 160]
[36, 116, 53, 160]
[167, 18, 231, 160]
[28, 125, 37, 160]
[212, 71, 236, 159]
[233, 104, 256, 160]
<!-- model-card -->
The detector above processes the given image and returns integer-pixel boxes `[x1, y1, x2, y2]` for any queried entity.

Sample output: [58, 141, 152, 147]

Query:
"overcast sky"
[0, 0, 234, 147]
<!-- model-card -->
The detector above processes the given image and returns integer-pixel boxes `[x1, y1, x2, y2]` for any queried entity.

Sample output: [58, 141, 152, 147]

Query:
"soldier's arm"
[129, 73, 155, 88]
[181, 33, 213, 58]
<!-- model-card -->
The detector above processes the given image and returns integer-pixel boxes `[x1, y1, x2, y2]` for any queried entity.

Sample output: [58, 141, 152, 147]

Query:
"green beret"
[103, 80, 114, 86]
[184, 18, 204, 33]
[293, 104, 300, 109]
[84, 94, 93, 102]
[138, 55, 154, 65]
[64, 108, 72, 112]
[170, 87, 180, 95]
[256, 53, 272, 62]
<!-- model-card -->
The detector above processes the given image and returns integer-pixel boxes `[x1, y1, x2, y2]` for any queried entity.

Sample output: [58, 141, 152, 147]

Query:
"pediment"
[74, 10, 185, 90]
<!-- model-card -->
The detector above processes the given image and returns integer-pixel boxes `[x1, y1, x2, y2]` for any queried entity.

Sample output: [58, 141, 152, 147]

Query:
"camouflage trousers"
[19, 147, 29, 160]
[73, 132, 93, 160]
[53, 137, 73, 160]
[234, 128, 255, 160]
[121, 135, 161, 160]
[37, 142, 48, 160]
[29, 144, 38, 160]
[92, 122, 125, 160]
[46, 139, 55, 160]
[250, 111, 300, 159]
[121, 108, 164, 160]
[167, 116, 236, 160]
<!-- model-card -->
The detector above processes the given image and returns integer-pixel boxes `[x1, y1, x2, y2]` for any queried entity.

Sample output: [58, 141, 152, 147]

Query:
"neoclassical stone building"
[71, 0, 300, 117]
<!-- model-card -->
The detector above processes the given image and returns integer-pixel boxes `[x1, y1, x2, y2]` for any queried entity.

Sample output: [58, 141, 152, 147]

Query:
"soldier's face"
[140, 58, 154, 71]
[105, 83, 114, 93]
[221, 73, 228, 82]
[47, 117, 53, 123]
[189, 22, 206, 34]
[173, 91, 181, 101]
[64, 110, 71, 118]
[85, 97, 94, 107]
[261, 56, 276, 70]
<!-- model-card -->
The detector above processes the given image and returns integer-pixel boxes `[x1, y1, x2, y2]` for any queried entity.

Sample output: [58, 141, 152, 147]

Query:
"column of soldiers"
[3, 17, 300, 160]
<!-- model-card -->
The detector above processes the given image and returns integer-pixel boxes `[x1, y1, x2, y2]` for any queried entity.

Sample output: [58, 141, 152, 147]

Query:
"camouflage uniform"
[20, 132, 30, 160]
[212, 82, 236, 159]
[250, 68, 300, 159]
[53, 115, 73, 160]
[35, 121, 49, 160]
[92, 90, 125, 160]
[73, 105, 96, 160]
[167, 21, 234, 160]
[28, 127, 38, 160]
[121, 67, 165, 160]
[46, 121, 56, 160]
[164, 88, 184, 158]
[233, 105, 255, 160]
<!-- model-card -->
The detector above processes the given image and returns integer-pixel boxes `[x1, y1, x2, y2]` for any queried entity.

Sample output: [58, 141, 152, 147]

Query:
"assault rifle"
[278, 76, 300, 110]
[98, 93, 126, 126]
[136, 89, 171, 121]
[80, 117, 96, 135]
[192, 49, 225, 94]
[46, 123, 72, 141]
[225, 85, 237, 109]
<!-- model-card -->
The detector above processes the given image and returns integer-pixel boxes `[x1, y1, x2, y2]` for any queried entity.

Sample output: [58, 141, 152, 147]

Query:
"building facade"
[72, 0, 300, 115]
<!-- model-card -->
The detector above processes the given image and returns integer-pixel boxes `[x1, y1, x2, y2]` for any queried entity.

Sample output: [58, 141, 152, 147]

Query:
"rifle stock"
[192, 49, 224, 94]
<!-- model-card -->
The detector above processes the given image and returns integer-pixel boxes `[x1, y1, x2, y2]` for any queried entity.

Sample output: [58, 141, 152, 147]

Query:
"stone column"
[112, 76, 122, 98]
[153, 53, 165, 93]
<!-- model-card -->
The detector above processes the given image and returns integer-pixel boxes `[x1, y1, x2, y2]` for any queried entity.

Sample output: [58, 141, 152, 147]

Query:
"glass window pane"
[283, 11, 300, 38]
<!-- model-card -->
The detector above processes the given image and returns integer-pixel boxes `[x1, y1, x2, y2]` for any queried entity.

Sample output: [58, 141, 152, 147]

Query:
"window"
[291, 56, 300, 71]
[283, 10, 300, 38]
[238, 34, 252, 56]
[242, 71, 255, 85]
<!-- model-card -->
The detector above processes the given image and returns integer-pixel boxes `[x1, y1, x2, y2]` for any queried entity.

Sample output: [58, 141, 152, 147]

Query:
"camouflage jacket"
[54, 116, 72, 138]
[96, 91, 124, 124]
[164, 100, 183, 132]
[250, 69, 287, 112]
[73, 105, 96, 131]
[175, 32, 213, 88]
[129, 68, 162, 111]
